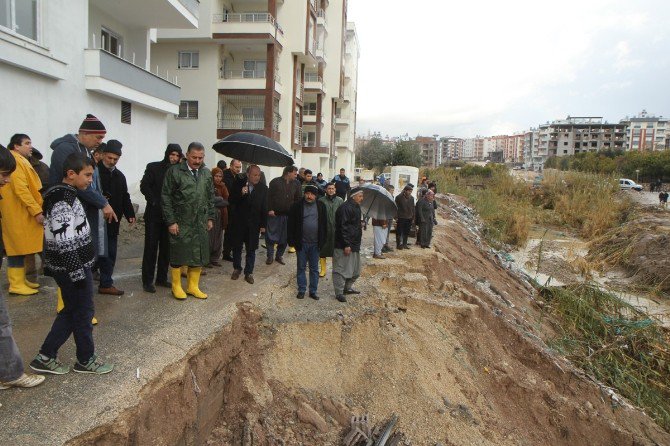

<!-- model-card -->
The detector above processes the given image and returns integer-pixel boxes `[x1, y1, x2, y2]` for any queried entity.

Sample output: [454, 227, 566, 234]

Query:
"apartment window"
[177, 101, 198, 119]
[241, 108, 264, 130]
[178, 51, 199, 69]
[304, 102, 317, 116]
[335, 130, 341, 141]
[563, 142, 568, 145]
[0, 0, 39, 41]
[121, 101, 131, 124]
[302, 131, 316, 147]
[243, 60, 266, 78]
[101, 27, 122, 57]
[591, 142, 597, 147]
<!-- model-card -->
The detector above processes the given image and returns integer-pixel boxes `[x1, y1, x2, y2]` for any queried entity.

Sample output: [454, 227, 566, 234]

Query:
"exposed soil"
[66, 196, 670, 446]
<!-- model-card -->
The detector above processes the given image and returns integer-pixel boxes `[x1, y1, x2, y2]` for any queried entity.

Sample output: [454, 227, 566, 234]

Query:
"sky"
[347, 0, 670, 139]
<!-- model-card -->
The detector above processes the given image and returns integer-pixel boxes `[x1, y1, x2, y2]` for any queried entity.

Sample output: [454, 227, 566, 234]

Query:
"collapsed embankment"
[68, 198, 670, 446]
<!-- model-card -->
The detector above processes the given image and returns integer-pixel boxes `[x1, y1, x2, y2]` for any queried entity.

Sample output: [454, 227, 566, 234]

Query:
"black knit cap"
[103, 139, 123, 155]
[304, 184, 319, 195]
[166, 143, 182, 155]
[79, 114, 106, 134]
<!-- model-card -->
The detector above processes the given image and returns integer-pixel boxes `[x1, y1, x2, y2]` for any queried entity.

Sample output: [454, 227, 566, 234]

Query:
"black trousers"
[141, 214, 170, 285]
[396, 218, 412, 247]
[40, 269, 95, 364]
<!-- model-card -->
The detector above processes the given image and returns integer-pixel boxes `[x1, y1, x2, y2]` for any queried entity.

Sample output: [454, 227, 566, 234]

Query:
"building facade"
[153, 0, 358, 180]
[0, 0, 198, 204]
[440, 137, 464, 162]
[415, 136, 439, 168]
[620, 110, 668, 152]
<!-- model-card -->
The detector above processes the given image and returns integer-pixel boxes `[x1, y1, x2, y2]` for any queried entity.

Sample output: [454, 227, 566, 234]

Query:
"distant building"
[439, 137, 464, 163]
[462, 138, 477, 160]
[620, 110, 668, 152]
[415, 136, 439, 168]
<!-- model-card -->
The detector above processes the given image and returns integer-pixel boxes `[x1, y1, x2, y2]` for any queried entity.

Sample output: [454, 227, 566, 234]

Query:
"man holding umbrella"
[333, 189, 364, 303]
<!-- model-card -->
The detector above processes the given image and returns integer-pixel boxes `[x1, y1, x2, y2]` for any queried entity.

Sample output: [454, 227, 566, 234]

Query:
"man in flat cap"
[332, 188, 365, 302]
[287, 184, 328, 300]
[97, 140, 135, 295]
[394, 184, 415, 250]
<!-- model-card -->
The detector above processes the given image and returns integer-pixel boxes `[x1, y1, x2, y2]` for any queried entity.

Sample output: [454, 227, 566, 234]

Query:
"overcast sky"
[347, 0, 670, 139]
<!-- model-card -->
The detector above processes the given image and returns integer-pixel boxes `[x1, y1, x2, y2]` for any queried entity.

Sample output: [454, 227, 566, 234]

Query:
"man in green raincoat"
[161, 142, 215, 300]
[317, 182, 344, 277]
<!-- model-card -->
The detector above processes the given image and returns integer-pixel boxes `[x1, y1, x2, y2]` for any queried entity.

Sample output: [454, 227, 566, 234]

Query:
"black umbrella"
[212, 132, 294, 167]
[350, 183, 397, 220]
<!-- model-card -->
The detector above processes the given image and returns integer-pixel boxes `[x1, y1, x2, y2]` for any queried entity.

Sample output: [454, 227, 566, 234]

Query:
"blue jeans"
[40, 269, 95, 364]
[296, 243, 320, 294]
[265, 235, 287, 260]
[98, 233, 117, 288]
[233, 241, 256, 275]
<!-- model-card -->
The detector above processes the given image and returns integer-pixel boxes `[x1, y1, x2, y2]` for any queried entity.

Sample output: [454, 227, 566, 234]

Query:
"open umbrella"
[350, 183, 397, 220]
[212, 132, 294, 167]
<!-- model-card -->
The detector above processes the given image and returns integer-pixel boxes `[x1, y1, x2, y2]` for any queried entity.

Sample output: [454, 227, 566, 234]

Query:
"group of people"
[0, 113, 439, 395]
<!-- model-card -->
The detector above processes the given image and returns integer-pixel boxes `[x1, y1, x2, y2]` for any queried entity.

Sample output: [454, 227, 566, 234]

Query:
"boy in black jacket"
[30, 153, 113, 375]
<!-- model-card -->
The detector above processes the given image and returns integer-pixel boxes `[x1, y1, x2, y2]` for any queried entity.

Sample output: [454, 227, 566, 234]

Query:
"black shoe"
[296, 292, 305, 299]
[402, 244, 411, 249]
[344, 289, 360, 295]
[155, 280, 171, 288]
[222, 254, 234, 262]
[143, 283, 156, 293]
[396, 245, 403, 250]
[336, 294, 347, 303]
[309, 292, 319, 300]
[275, 256, 285, 265]
[244, 274, 255, 284]
[266, 257, 274, 265]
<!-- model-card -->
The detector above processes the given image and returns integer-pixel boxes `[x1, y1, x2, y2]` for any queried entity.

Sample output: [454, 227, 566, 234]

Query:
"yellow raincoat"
[0, 151, 44, 255]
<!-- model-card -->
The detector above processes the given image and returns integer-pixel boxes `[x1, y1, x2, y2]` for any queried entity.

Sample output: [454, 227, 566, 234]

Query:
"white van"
[619, 178, 643, 192]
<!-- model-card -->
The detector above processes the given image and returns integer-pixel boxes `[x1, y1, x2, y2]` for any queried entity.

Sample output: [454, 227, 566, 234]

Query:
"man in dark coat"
[317, 182, 343, 278]
[161, 142, 215, 300]
[395, 185, 415, 249]
[288, 184, 328, 300]
[49, 114, 117, 259]
[332, 189, 364, 302]
[97, 140, 135, 296]
[415, 190, 435, 249]
[266, 165, 301, 265]
[301, 169, 325, 196]
[228, 165, 267, 284]
[221, 159, 243, 261]
[332, 168, 351, 200]
[139, 144, 182, 293]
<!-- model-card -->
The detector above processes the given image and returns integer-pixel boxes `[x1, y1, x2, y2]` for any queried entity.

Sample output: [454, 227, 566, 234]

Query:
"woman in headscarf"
[208, 167, 229, 267]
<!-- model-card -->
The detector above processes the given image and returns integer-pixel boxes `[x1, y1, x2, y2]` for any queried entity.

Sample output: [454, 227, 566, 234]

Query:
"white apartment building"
[439, 137, 464, 162]
[620, 110, 668, 152]
[462, 138, 476, 160]
[153, 0, 359, 180]
[0, 0, 199, 203]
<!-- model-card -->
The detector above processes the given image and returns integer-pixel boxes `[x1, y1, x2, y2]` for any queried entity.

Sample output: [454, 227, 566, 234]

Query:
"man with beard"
[332, 189, 364, 302]
[140, 144, 182, 293]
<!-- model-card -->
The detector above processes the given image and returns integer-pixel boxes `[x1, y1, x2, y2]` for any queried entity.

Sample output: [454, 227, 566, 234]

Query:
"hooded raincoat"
[0, 151, 43, 255]
[317, 194, 343, 258]
[161, 161, 215, 266]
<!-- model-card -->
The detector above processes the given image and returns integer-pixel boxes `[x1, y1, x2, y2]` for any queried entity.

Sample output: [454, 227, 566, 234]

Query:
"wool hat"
[403, 184, 414, 191]
[103, 139, 123, 155]
[30, 147, 43, 160]
[79, 114, 106, 134]
[349, 188, 364, 198]
[304, 184, 319, 196]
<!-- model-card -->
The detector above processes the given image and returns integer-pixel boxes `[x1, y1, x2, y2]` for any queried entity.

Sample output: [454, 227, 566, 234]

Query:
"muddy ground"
[66, 196, 670, 446]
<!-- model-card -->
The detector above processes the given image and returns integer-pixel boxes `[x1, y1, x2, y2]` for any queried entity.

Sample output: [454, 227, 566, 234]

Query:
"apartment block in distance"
[620, 110, 668, 152]
[440, 137, 464, 162]
[0, 0, 199, 203]
[415, 136, 439, 168]
[153, 0, 359, 179]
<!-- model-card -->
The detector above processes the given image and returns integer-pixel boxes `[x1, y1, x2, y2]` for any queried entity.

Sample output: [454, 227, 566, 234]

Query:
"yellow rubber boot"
[319, 258, 327, 278]
[8, 267, 38, 295]
[56, 288, 64, 313]
[186, 267, 207, 299]
[25, 277, 39, 289]
[288, 246, 296, 253]
[171, 267, 187, 300]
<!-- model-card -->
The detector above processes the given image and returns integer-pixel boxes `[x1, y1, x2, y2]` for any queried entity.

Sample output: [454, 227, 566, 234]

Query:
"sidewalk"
[0, 227, 369, 445]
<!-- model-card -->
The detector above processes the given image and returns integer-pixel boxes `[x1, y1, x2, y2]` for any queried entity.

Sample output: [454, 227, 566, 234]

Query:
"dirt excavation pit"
[67, 205, 670, 446]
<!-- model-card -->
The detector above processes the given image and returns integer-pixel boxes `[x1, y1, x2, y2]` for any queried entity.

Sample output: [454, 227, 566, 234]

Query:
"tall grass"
[541, 284, 670, 430]
[426, 167, 632, 248]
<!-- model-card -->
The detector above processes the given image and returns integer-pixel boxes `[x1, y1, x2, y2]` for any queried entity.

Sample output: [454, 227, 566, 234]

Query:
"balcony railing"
[212, 12, 284, 34]
[304, 73, 322, 83]
[294, 126, 303, 145]
[304, 109, 317, 116]
[217, 119, 265, 130]
[296, 82, 304, 101]
[220, 69, 266, 79]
